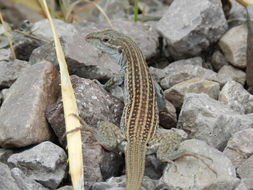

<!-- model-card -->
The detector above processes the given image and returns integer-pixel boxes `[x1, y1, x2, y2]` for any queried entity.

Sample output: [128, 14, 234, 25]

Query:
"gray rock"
[0, 148, 13, 164]
[217, 65, 246, 86]
[112, 19, 159, 59]
[57, 186, 73, 190]
[177, 93, 253, 149]
[235, 180, 249, 190]
[46, 75, 123, 143]
[12, 32, 42, 61]
[0, 162, 19, 190]
[8, 141, 67, 189]
[11, 168, 49, 190]
[219, 81, 253, 114]
[144, 154, 166, 180]
[29, 35, 119, 82]
[31, 19, 78, 41]
[46, 76, 123, 189]
[92, 176, 157, 190]
[159, 100, 177, 129]
[30, 19, 159, 82]
[228, 0, 247, 27]
[75, 19, 160, 59]
[160, 64, 218, 90]
[237, 155, 253, 179]
[164, 78, 220, 109]
[159, 139, 237, 190]
[241, 178, 253, 189]
[0, 48, 11, 61]
[211, 50, 228, 71]
[156, 0, 227, 58]
[0, 61, 60, 147]
[219, 24, 247, 68]
[0, 59, 29, 89]
[223, 129, 253, 168]
[0, 90, 3, 105]
[78, 130, 123, 189]
[149, 67, 166, 82]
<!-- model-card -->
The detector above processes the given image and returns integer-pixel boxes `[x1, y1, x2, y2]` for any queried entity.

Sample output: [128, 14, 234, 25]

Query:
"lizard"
[85, 29, 212, 190]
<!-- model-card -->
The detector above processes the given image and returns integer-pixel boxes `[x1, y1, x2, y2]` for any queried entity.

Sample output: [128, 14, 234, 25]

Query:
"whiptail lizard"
[85, 30, 212, 190]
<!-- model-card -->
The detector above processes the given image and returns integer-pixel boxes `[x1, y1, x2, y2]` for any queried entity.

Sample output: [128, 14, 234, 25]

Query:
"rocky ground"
[0, 0, 253, 189]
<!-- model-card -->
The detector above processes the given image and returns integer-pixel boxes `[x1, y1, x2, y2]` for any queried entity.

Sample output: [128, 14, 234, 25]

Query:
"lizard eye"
[102, 38, 109, 42]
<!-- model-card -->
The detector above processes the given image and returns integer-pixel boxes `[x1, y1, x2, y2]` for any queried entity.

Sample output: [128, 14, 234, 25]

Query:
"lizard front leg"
[94, 121, 126, 151]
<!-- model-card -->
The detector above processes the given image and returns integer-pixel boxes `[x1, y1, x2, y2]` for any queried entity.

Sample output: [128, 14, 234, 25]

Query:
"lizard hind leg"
[94, 121, 126, 151]
[148, 131, 216, 176]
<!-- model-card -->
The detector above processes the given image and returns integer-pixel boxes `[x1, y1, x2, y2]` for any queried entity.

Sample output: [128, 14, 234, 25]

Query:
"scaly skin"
[86, 30, 158, 190]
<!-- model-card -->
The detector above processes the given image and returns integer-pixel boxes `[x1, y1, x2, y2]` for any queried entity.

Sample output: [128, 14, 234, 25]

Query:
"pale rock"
[219, 81, 253, 114]
[223, 129, 253, 168]
[219, 24, 247, 68]
[177, 93, 253, 149]
[217, 65, 246, 86]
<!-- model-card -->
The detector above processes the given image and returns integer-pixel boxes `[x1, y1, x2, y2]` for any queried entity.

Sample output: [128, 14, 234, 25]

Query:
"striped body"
[86, 30, 159, 190]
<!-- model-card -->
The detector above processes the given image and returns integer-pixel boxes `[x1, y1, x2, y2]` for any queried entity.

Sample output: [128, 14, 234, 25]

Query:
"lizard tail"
[125, 142, 146, 190]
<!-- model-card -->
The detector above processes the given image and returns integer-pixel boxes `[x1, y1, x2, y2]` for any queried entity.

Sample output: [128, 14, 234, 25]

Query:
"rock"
[235, 180, 249, 190]
[80, 130, 124, 189]
[0, 48, 11, 61]
[223, 129, 253, 168]
[0, 148, 13, 164]
[164, 78, 220, 109]
[228, 0, 247, 27]
[8, 141, 67, 189]
[0, 61, 60, 148]
[177, 93, 253, 149]
[11, 168, 49, 190]
[0, 59, 30, 89]
[237, 155, 253, 179]
[217, 65, 246, 86]
[219, 81, 253, 114]
[149, 67, 166, 82]
[92, 176, 157, 190]
[0, 91, 3, 105]
[241, 178, 253, 189]
[31, 19, 78, 41]
[211, 50, 228, 71]
[0, 162, 19, 190]
[159, 139, 238, 190]
[219, 24, 247, 68]
[46, 76, 124, 189]
[159, 100, 177, 129]
[46, 75, 123, 144]
[156, 0, 227, 58]
[75, 19, 160, 59]
[145, 154, 166, 180]
[57, 186, 73, 190]
[13, 32, 42, 61]
[30, 27, 119, 82]
[30, 19, 159, 81]
[160, 63, 218, 90]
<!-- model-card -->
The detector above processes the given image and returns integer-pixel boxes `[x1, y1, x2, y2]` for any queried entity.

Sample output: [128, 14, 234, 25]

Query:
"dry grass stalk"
[38, 0, 84, 189]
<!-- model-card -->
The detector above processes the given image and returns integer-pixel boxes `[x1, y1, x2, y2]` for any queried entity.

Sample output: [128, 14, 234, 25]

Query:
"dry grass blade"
[38, 0, 84, 190]
[236, 0, 253, 6]
[0, 12, 16, 59]
[68, 0, 112, 27]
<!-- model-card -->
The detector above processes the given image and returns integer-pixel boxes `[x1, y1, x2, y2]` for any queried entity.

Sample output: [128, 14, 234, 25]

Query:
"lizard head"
[85, 29, 124, 56]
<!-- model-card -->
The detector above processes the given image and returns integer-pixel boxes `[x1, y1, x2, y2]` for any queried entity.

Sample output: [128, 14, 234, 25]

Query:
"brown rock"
[0, 61, 60, 147]
[159, 100, 177, 129]
[165, 78, 220, 109]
